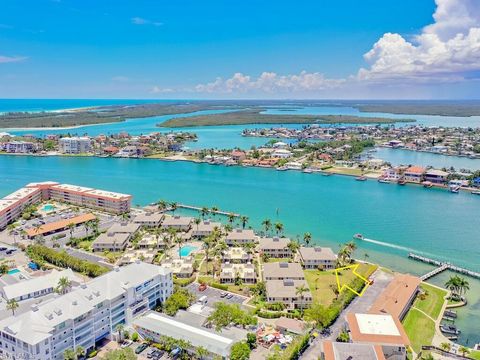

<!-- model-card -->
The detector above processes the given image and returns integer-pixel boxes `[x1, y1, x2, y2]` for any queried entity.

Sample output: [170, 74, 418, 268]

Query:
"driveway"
[300, 269, 394, 360]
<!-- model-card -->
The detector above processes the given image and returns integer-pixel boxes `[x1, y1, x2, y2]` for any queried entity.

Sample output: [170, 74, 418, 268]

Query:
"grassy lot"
[469, 351, 480, 360]
[402, 308, 436, 353]
[304, 263, 377, 306]
[413, 283, 447, 320]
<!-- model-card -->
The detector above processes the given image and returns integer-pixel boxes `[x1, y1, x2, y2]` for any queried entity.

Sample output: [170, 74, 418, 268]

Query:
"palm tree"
[91, 217, 100, 237]
[295, 285, 309, 314]
[170, 202, 178, 214]
[458, 277, 470, 297]
[67, 222, 75, 239]
[157, 199, 168, 211]
[303, 232, 312, 246]
[240, 216, 249, 229]
[115, 323, 124, 343]
[458, 346, 470, 357]
[56, 276, 72, 295]
[440, 342, 451, 352]
[262, 219, 272, 236]
[194, 217, 201, 231]
[203, 236, 214, 274]
[287, 240, 300, 257]
[166, 227, 177, 248]
[211, 206, 219, 219]
[445, 275, 461, 298]
[421, 354, 434, 360]
[274, 222, 284, 236]
[363, 253, 369, 262]
[201, 207, 209, 219]
[6, 299, 18, 316]
[228, 213, 235, 225]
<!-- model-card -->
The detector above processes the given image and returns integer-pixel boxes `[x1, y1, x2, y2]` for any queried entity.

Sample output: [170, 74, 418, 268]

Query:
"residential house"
[263, 262, 304, 281]
[92, 232, 130, 252]
[225, 228, 257, 246]
[222, 247, 252, 264]
[161, 215, 192, 231]
[191, 220, 222, 238]
[424, 169, 449, 184]
[133, 212, 164, 228]
[220, 263, 256, 284]
[404, 166, 425, 183]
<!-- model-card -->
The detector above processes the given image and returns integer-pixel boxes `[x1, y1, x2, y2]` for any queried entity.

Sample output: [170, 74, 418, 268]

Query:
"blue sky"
[1, 0, 479, 99]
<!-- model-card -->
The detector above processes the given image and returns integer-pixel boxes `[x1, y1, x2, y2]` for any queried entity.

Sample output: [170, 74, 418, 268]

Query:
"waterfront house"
[222, 247, 252, 263]
[346, 313, 410, 360]
[265, 278, 312, 310]
[263, 262, 304, 281]
[299, 247, 337, 270]
[383, 166, 406, 182]
[231, 150, 246, 162]
[258, 237, 292, 258]
[404, 166, 426, 183]
[161, 215, 193, 231]
[272, 148, 293, 158]
[133, 212, 164, 228]
[220, 263, 256, 284]
[191, 220, 222, 238]
[225, 228, 257, 246]
[92, 232, 130, 252]
[424, 169, 449, 184]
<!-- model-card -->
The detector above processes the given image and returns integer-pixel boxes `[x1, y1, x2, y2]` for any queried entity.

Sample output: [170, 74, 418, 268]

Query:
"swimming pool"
[7, 269, 20, 275]
[41, 204, 55, 212]
[179, 245, 197, 257]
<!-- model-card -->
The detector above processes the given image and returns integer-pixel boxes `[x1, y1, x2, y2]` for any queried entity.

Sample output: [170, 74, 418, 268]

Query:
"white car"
[121, 340, 133, 348]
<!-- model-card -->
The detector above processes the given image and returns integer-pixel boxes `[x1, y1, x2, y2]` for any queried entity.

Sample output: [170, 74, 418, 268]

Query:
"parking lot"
[186, 282, 247, 307]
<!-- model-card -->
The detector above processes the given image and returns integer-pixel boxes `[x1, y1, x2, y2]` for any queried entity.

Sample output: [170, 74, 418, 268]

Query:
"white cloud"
[195, 71, 344, 94]
[131, 17, 163, 27]
[0, 55, 27, 64]
[358, 0, 480, 82]
[150, 86, 174, 94]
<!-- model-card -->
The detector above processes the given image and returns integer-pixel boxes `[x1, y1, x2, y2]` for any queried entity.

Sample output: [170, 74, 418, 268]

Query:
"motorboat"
[440, 324, 461, 335]
[378, 178, 390, 184]
[355, 176, 367, 181]
[353, 233, 364, 240]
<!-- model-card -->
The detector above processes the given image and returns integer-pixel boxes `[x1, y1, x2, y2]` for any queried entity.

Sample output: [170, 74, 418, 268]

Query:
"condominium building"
[225, 228, 257, 246]
[161, 215, 192, 231]
[0, 262, 173, 360]
[258, 237, 292, 258]
[299, 246, 337, 270]
[0, 187, 42, 230]
[191, 220, 222, 237]
[133, 212, 164, 228]
[5, 141, 35, 153]
[58, 137, 92, 154]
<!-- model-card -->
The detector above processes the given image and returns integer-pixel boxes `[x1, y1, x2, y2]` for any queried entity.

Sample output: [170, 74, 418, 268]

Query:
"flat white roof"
[355, 313, 400, 337]
[134, 311, 233, 357]
[86, 189, 131, 200]
[51, 183, 93, 193]
[3, 187, 39, 201]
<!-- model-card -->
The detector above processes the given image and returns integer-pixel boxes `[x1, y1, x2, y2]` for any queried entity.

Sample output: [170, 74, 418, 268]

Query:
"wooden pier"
[409, 253, 480, 280]
[177, 204, 240, 217]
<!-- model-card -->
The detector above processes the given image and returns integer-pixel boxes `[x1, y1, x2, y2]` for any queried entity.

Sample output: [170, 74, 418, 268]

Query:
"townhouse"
[258, 237, 292, 259]
[191, 220, 222, 238]
[225, 228, 257, 246]
[298, 246, 337, 270]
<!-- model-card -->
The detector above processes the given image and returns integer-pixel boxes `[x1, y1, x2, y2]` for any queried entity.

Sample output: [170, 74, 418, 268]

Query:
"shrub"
[131, 332, 139, 342]
[256, 310, 282, 319]
[87, 350, 98, 358]
[210, 282, 228, 291]
[173, 275, 196, 287]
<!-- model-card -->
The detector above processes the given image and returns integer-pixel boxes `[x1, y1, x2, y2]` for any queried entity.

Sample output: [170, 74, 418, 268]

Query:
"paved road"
[300, 269, 394, 360]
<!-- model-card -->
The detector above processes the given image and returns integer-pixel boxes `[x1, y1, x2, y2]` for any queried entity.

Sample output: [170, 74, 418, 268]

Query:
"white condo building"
[58, 137, 92, 154]
[0, 262, 173, 360]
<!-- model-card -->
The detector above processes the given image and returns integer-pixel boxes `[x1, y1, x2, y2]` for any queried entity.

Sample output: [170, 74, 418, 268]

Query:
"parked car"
[121, 340, 133, 348]
[135, 343, 149, 354]
[226, 293, 234, 299]
[220, 292, 227, 298]
[198, 283, 207, 291]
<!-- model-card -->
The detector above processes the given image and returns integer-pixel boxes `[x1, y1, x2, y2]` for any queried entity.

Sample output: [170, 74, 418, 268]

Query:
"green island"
[354, 102, 480, 117]
[0, 103, 235, 128]
[157, 109, 415, 127]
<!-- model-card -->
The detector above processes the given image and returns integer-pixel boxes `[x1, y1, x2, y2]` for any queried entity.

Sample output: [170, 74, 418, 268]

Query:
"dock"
[409, 253, 480, 280]
[177, 204, 240, 217]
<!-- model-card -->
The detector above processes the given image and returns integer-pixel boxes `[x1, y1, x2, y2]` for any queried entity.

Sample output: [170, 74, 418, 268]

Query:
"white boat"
[450, 186, 460, 193]
[303, 168, 313, 174]
[353, 233, 364, 240]
[378, 178, 390, 184]
[472, 190, 480, 195]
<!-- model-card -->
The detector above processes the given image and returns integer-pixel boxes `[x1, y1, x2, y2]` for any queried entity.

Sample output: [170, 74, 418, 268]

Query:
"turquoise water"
[179, 245, 197, 257]
[0, 155, 479, 344]
[7, 269, 20, 275]
[0, 99, 172, 113]
[374, 148, 480, 171]
[41, 204, 55, 212]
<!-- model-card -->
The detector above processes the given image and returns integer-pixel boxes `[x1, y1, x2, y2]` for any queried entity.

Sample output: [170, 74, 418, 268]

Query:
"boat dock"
[177, 204, 240, 217]
[408, 253, 480, 280]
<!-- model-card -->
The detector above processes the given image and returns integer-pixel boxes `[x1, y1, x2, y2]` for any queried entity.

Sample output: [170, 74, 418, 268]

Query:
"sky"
[0, 0, 479, 99]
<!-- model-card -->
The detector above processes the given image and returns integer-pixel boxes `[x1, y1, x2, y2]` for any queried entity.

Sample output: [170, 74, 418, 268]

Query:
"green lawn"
[402, 308, 436, 353]
[469, 351, 480, 360]
[414, 283, 447, 320]
[304, 263, 377, 306]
